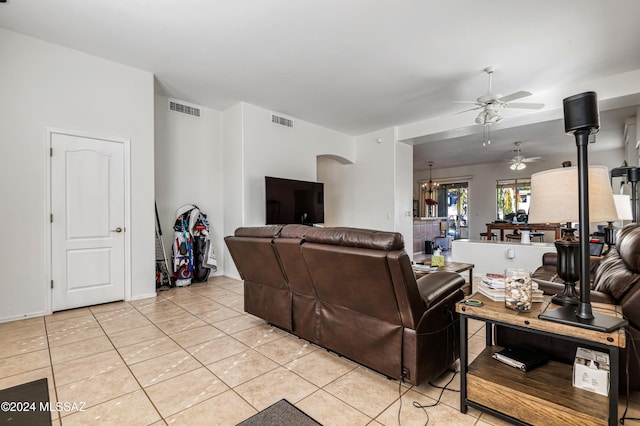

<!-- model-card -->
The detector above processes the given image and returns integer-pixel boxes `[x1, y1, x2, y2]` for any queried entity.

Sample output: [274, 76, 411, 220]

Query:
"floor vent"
[169, 100, 201, 118]
[272, 114, 293, 128]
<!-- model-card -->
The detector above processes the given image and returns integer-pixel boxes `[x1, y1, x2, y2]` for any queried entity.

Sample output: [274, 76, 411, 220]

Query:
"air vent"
[169, 100, 201, 118]
[272, 114, 293, 128]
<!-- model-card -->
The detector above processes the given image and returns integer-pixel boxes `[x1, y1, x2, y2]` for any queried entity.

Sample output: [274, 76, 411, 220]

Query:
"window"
[497, 178, 531, 221]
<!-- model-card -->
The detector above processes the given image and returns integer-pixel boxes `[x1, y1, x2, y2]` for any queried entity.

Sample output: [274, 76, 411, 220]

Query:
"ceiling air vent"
[169, 100, 201, 118]
[272, 114, 293, 128]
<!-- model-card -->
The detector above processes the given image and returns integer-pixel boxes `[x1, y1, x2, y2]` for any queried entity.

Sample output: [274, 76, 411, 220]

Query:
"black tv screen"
[265, 176, 324, 225]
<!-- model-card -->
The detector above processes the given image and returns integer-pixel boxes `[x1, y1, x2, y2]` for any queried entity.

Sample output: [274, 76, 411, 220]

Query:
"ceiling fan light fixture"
[510, 162, 526, 171]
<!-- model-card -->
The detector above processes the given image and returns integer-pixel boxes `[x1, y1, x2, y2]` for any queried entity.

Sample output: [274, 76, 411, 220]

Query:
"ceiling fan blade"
[504, 102, 545, 110]
[522, 156, 542, 162]
[499, 91, 532, 103]
[453, 106, 483, 115]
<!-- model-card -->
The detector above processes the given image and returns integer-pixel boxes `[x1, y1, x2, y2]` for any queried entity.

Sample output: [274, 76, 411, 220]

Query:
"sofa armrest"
[417, 271, 465, 309]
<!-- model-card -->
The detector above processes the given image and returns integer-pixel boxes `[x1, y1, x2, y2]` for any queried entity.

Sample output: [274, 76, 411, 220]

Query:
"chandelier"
[422, 162, 439, 215]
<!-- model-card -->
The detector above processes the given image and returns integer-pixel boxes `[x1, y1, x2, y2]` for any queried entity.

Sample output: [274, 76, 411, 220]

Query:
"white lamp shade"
[528, 165, 618, 224]
[613, 194, 633, 221]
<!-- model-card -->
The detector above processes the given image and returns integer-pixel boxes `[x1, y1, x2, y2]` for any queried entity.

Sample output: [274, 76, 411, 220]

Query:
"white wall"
[222, 103, 355, 278]
[154, 95, 224, 276]
[414, 149, 625, 240]
[0, 29, 155, 321]
[241, 103, 354, 226]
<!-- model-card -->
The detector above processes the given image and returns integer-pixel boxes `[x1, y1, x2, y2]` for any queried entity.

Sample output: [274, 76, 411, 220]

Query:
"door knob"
[110, 227, 123, 233]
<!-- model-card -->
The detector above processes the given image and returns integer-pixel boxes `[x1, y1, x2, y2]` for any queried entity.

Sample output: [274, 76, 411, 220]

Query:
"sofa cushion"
[302, 227, 404, 251]
[593, 249, 640, 303]
[617, 223, 640, 273]
[235, 225, 283, 238]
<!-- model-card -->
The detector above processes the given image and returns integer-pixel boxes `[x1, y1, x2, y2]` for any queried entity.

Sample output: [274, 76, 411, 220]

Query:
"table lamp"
[528, 165, 618, 306]
[602, 194, 634, 254]
[533, 91, 626, 332]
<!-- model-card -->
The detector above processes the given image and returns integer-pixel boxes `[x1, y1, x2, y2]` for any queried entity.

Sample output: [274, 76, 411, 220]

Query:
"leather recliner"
[225, 225, 466, 385]
[496, 223, 640, 390]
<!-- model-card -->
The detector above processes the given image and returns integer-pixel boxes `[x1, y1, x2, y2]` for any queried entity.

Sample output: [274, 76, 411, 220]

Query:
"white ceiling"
[2, 0, 640, 169]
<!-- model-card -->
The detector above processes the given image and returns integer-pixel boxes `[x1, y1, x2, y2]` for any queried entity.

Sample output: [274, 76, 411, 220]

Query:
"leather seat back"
[224, 226, 292, 330]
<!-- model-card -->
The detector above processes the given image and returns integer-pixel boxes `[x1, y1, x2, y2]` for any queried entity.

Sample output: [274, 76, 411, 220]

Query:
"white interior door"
[51, 133, 125, 311]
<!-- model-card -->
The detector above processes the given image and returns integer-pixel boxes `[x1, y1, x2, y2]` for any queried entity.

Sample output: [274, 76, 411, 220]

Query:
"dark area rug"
[0, 378, 51, 426]
[237, 399, 321, 426]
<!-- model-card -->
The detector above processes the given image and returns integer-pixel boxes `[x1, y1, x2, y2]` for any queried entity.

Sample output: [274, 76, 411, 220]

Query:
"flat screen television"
[265, 176, 324, 225]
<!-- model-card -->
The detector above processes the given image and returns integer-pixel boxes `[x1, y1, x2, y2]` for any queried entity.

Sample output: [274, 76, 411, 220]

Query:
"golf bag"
[172, 204, 217, 286]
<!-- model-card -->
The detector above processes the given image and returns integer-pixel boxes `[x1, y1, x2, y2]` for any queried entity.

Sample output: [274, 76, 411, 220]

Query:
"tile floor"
[1, 275, 639, 425]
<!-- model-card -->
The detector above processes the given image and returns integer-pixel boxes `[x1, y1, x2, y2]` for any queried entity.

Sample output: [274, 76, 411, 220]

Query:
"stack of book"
[478, 273, 544, 302]
[478, 274, 505, 301]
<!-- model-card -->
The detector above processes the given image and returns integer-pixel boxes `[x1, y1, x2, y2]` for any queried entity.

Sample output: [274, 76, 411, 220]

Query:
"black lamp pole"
[575, 129, 593, 320]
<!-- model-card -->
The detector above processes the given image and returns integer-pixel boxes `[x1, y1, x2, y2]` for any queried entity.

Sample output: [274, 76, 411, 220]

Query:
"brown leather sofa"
[496, 223, 640, 390]
[225, 225, 466, 385]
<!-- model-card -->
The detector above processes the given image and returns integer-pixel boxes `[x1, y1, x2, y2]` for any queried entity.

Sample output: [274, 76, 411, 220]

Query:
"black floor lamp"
[533, 92, 627, 332]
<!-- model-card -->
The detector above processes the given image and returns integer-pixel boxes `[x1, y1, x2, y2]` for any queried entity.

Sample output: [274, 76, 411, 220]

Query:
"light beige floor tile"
[254, 334, 318, 364]
[190, 287, 237, 300]
[0, 316, 44, 332]
[211, 315, 262, 334]
[155, 314, 207, 335]
[89, 301, 131, 315]
[0, 323, 47, 345]
[297, 389, 371, 426]
[186, 335, 249, 365]
[107, 324, 166, 349]
[231, 324, 287, 349]
[206, 349, 279, 387]
[129, 349, 201, 387]
[234, 367, 318, 411]
[179, 300, 225, 315]
[95, 309, 152, 334]
[195, 306, 242, 324]
[145, 367, 229, 418]
[129, 295, 161, 308]
[0, 367, 54, 392]
[412, 370, 465, 411]
[45, 308, 91, 324]
[468, 333, 488, 356]
[323, 366, 405, 418]
[478, 411, 515, 426]
[169, 324, 225, 348]
[61, 389, 161, 426]
[165, 389, 256, 426]
[0, 334, 48, 359]
[49, 334, 114, 364]
[375, 389, 476, 426]
[53, 349, 124, 386]
[55, 366, 140, 414]
[161, 292, 208, 306]
[117, 336, 182, 366]
[45, 314, 97, 334]
[47, 323, 105, 347]
[214, 294, 244, 311]
[0, 349, 51, 379]
[141, 306, 192, 323]
[133, 297, 179, 313]
[285, 348, 357, 387]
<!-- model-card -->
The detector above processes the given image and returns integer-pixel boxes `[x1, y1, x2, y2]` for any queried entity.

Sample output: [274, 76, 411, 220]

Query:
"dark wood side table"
[457, 294, 626, 426]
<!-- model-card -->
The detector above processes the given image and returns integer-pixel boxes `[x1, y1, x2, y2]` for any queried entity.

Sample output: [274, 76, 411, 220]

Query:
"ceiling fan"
[507, 142, 540, 170]
[456, 66, 545, 126]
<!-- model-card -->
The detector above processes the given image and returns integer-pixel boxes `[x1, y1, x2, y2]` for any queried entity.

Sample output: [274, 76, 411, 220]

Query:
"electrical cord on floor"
[620, 328, 640, 424]
[397, 302, 461, 426]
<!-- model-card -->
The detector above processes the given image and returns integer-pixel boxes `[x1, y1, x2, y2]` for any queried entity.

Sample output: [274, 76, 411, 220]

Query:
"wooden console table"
[486, 223, 562, 241]
[457, 294, 626, 425]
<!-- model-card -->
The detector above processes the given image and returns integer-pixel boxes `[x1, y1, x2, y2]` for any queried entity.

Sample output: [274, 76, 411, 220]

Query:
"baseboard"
[0, 310, 48, 324]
